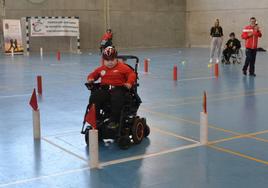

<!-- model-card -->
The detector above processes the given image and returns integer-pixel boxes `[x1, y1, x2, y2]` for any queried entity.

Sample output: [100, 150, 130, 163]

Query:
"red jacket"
[87, 62, 136, 86]
[101, 32, 113, 41]
[241, 25, 262, 49]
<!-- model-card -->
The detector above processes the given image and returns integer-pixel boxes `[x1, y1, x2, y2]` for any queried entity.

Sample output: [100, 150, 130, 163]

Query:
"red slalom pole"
[203, 91, 207, 114]
[144, 59, 149, 73]
[214, 63, 219, 77]
[37, 76, 42, 96]
[173, 65, 178, 81]
[57, 51, 61, 61]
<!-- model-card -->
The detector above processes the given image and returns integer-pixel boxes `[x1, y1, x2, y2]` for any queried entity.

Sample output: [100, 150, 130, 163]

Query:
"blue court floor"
[1, 48, 268, 188]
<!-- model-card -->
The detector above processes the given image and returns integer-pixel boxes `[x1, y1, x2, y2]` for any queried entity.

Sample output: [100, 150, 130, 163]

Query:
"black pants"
[223, 48, 236, 62]
[89, 87, 126, 123]
[243, 48, 257, 74]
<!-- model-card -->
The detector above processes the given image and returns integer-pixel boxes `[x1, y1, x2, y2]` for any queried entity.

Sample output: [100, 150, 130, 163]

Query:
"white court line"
[55, 136, 83, 151]
[50, 63, 78, 66]
[0, 166, 90, 188]
[178, 76, 216, 82]
[142, 74, 216, 82]
[100, 143, 201, 167]
[42, 137, 88, 162]
[0, 143, 201, 188]
[44, 130, 78, 138]
[151, 127, 199, 143]
[0, 94, 31, 99]
[42, 126, 199, 163]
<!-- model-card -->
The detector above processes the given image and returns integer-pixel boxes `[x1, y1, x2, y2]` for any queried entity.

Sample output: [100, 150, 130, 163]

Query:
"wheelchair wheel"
[132, 118, 145, 144]
[141, 117, 150, 137]
[144, 125, 150, 137]
[84, 127, 90, 145]
[236, 49, 243, 64]
[118, 136, 131, 150]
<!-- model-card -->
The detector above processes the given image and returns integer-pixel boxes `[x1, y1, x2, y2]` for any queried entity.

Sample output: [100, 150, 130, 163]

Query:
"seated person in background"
[222, 32, 241, 64]
[87, 46, 136, 128]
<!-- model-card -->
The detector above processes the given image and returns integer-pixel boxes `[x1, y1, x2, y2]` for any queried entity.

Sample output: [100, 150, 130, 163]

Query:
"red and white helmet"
[102, 46, 117, 60]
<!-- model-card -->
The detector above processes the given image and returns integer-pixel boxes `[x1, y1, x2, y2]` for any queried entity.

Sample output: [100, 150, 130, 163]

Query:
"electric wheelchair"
[81, 55, 150, 150]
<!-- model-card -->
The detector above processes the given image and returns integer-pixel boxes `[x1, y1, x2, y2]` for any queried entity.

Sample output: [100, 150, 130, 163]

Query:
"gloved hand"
[87, 79, 94, 83]
[124, 83, 132, 89]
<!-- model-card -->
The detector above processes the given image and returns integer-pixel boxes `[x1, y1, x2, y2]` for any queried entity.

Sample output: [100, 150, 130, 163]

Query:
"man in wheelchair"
[85, 46, 149, 149]
[222, 32, 241, 64]
[87, 46, 136, 128]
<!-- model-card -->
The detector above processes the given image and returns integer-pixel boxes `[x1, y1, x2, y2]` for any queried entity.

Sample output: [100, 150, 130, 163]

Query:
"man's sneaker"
[243, 70, 247, 76]
[249, 73, 256, 77]
[209, 58, 213, 63]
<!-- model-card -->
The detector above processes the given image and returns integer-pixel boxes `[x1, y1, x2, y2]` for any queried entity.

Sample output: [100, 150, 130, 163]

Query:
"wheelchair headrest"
[116, 55, 139, 74]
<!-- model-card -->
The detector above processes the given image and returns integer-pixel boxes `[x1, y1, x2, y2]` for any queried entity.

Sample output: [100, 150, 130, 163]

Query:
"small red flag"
[85, 104, 97, 129]
[29, 89, 38, 111]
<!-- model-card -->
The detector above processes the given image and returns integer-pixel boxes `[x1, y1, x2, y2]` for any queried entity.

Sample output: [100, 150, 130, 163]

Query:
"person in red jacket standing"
[100, 29, 113, 53]
[241, 17, 262, 76]
[87, 46, 136, 128]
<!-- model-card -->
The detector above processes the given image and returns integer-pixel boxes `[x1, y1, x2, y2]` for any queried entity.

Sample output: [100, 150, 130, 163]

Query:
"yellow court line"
[209, 135, 246, 145]
[142, 107, 268, 145]
[251, 136, 268, 143]
[209, 145, 268, 165]
[209, 129, 268, 144]
[146, 87, 268, 108]
[141, 107, 241, 136]
[147, 89, 268, 109]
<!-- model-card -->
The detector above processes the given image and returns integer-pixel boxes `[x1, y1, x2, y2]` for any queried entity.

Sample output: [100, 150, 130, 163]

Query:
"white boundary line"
[0, 166, 90, 188]
[0, 129, 202, 187]
[0, 94, 31, 99]
[142, 74, 215, 82]
[151, 127, 199, 143]
[0, 142, 201, 188]
[178, 76, 216, 82]
[44, 130, 78, 137]
[41, 126, 201, 167]
[50, 63, 79, 66]
[100, 143, 201, 167]
[41, 137, 88, 162]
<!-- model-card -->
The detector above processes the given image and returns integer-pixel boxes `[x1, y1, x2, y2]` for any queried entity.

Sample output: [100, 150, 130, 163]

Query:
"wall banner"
[30, 18, 79, 37]
[3, 19, 24, 54]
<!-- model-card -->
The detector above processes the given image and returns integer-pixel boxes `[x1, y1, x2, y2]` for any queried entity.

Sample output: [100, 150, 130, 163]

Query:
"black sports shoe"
[243, 70, 247, 75]
[249, 73, 256, 77]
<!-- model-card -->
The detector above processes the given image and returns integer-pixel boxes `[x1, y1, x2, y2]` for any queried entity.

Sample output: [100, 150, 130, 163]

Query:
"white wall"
[0, 0, 186, 51]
